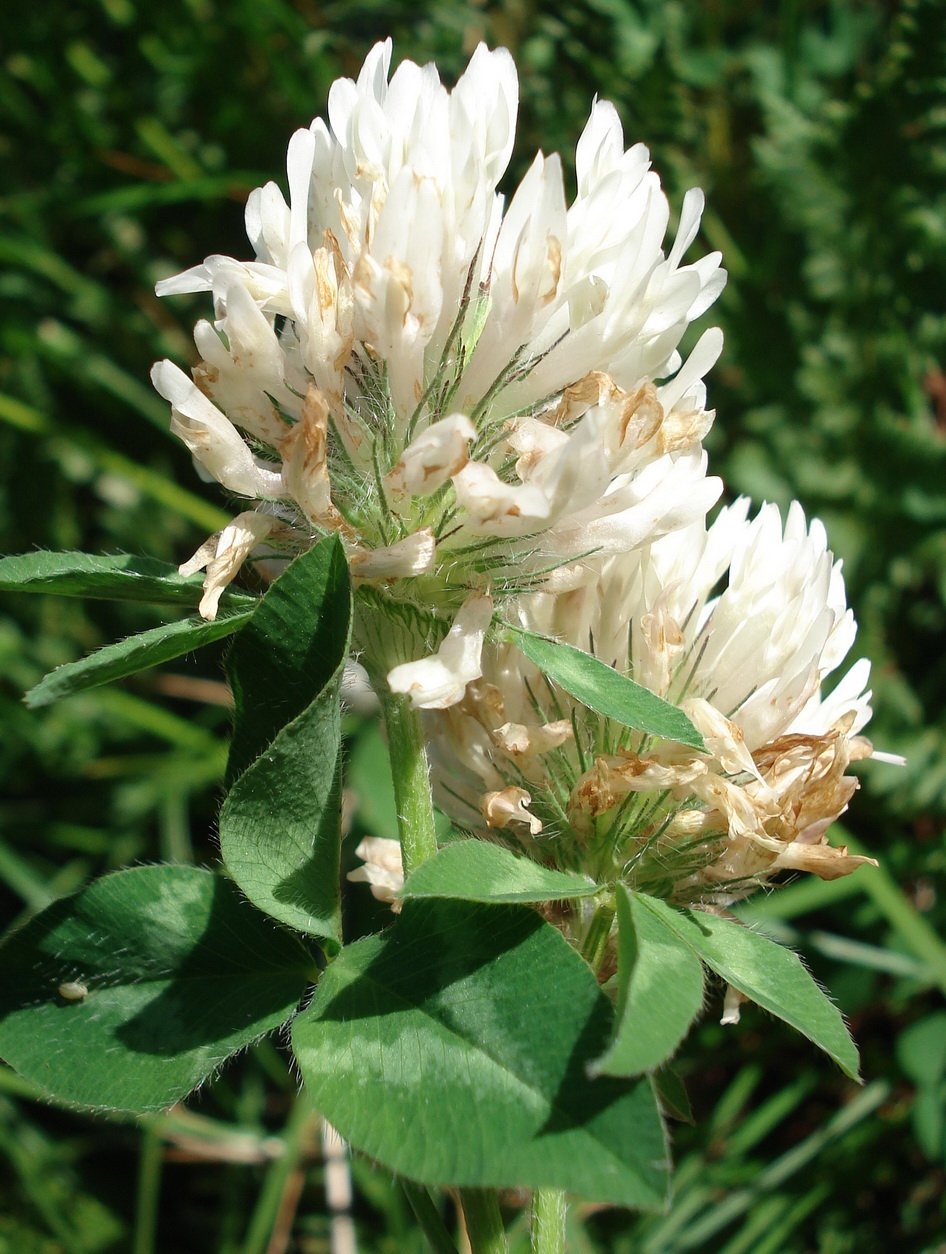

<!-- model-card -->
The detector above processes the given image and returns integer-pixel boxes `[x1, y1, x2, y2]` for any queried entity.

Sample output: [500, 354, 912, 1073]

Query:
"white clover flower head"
[152, 40, 725, 707]
[425, 500, 880, 903]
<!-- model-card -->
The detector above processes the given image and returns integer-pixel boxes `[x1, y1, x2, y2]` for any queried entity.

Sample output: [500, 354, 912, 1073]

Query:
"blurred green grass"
[1, 0, 945, 1250]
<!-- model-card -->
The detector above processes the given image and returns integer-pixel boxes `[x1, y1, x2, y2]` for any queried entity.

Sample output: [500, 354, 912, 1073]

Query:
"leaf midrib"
[320, 947, 664, 1191]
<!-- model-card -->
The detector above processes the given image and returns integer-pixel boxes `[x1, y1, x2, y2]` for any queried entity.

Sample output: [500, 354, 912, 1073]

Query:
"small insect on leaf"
[57, 981, 89, 1002]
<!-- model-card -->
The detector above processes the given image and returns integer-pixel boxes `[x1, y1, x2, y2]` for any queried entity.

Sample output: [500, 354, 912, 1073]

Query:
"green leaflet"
[292, 899, 671, 1208]
[0, 866, 312, 1113]
[219, 537, 352, 944]
[0, 550, 254, 607]
[507, 628, 706, 750]
[401, 839, 600, 904]
[24, 608, 254, 708]
[592, 886, 706, 1077]
[224, 535, 351, 785]
[653, 1066, 694, 1125]
[635, 893, 861, 1080]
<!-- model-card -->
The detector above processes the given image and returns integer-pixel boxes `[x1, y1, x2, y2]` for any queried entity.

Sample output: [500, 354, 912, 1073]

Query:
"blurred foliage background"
[2, 0, 946, 1250]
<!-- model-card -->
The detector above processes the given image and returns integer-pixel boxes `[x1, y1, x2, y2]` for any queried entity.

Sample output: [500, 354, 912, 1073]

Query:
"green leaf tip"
[0, 550, 255, 606]
[507, 627, 706, 750]
[23, 607, 254, 709]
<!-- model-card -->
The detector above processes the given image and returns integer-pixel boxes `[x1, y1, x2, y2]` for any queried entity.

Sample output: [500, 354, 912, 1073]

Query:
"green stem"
[401, 1180, 461, 1254]
[458, 1189, 508, 1254]
[133, 1124, 163, 1254]
[240, 1092, 314, 1254]
[378, 687, 440, 874]
[580, 902, 616, 972]
[158, 790, 193, 864]
[531, 1189, 566, 1254]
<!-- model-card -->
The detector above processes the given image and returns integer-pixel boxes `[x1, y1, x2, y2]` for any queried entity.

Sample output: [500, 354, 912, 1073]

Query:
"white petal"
[387, 593, 493, 710]
[657, 326, 724, 412]
[155, 257, 290, 316]
[151, 361, 286, 499]
[387, 413, 476, 497]
[720, 985, 745, 1026]
[350, 529, 437, 579]
[192, 280, 299, 444]
[347, 835, 404, 905]
[452, 461, 553, 537]
[667, 187, 705, 269]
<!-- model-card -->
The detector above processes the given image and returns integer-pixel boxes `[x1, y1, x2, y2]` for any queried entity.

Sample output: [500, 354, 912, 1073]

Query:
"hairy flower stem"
[377, 687, 440, 875]
[531, 1189, 566, 1254]
[380, 695, 510, 1251]
[458, 1189, 508, 1254]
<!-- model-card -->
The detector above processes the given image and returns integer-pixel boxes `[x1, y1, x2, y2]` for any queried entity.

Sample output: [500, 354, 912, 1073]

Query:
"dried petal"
[492, 720, 573, 758]
[180, 510, 276, 621]
[480, 786, 543, 835]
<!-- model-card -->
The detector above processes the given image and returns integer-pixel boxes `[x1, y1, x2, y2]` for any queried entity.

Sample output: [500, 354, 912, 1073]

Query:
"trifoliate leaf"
[635, 892, 861, 1080]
